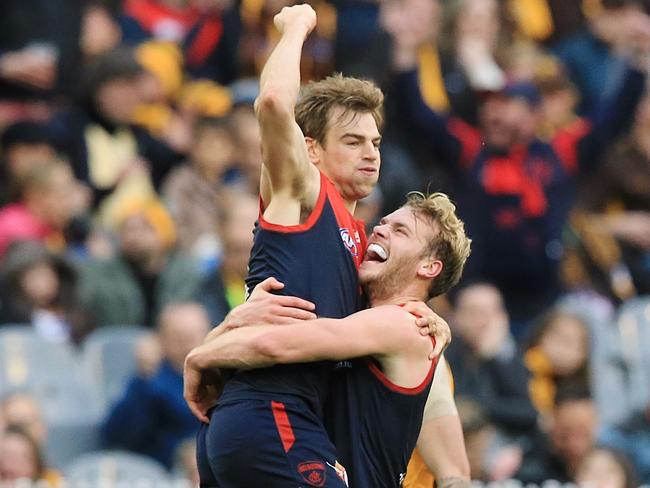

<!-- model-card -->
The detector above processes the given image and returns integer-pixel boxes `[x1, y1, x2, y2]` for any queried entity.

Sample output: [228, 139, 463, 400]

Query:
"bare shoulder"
[363, 305, 429, 352]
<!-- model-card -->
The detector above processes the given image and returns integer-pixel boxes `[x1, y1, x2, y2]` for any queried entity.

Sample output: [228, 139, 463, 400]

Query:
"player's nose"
[362, 141, 378, 160]
[371, 223, 388, 239]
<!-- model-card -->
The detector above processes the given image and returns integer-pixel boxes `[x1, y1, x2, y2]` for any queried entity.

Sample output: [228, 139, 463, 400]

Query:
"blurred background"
[0, 0, 648, 486]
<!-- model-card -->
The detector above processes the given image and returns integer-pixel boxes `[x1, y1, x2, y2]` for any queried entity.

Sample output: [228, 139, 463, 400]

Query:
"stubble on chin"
[364, 255, 416, 303]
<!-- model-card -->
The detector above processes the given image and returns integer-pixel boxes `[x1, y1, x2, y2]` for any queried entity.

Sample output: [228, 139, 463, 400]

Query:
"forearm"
[418, 415, 471, 483]
[258, 28, 309, 112]
[189, 325, 278, 371]
[202, 317, 235, 344]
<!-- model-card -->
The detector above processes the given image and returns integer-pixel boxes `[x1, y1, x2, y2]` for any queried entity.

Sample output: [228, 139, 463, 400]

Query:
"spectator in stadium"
[119, 0, 241, 85]
[79, 1, 122, 59]
[49, 47, 181, 229]
[516, 386, 600, 483]
[0, 392, 47, 447]
[79, 197, 201, 328]
[435, 0, 508, 124]
[228, 102, 265, 194]
[570, 93, 650, 299]
[0, 426, 61, 486]
[0, 159, 78, 258]
[0, 241, 93, 343]
[102, 301, 209, 469]
[0, 120, 59, 206]
[387, 8, 646, 330]
[196, 191, 257, 325]
[445, 282, 538, 441]
[162, 116, 236, 267]
[600, 404, 650, 484]
[508, 0, 587, 45]
[455, 397, 526, 482]
[554, 0, 650, 116]
[0, 0, 84, 105]
[575, 446, 638, 488]
[525, 310, 591, 418]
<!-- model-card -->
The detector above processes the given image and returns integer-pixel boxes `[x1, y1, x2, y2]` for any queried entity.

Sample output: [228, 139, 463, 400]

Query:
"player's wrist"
[186, 348, 207, 371]
[280, 23, 313, 42]
[435, 476, 472, 488]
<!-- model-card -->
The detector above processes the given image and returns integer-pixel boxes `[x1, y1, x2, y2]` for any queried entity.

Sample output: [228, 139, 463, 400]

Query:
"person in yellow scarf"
[524, 310, 591, 417]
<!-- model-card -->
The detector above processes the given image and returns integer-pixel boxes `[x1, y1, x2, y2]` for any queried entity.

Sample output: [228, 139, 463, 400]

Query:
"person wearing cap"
[388, 17, 646, 334]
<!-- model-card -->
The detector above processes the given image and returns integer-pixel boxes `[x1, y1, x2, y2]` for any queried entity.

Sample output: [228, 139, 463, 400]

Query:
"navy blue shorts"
[196, 398, 348, 487]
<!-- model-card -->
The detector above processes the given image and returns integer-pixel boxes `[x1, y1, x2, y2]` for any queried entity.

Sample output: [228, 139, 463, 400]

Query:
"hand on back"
[223, 277, 317, 330]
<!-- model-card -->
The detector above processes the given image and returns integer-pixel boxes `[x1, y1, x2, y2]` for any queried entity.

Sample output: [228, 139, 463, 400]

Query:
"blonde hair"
[406, 191, 472, 298]
[295, 74, 384, 144]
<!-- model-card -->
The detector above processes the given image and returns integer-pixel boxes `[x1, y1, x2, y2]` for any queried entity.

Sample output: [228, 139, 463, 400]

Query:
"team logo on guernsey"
[339, 228, 360, 257]
[298, 461, 326, 487]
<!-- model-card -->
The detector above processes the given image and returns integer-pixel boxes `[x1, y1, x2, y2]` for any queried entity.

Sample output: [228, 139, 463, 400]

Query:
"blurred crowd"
[0, 0, 649, 486]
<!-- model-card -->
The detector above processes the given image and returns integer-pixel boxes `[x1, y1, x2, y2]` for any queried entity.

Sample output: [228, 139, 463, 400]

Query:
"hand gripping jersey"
[198, 172, 367, 488]
[325, 352, 438, 488]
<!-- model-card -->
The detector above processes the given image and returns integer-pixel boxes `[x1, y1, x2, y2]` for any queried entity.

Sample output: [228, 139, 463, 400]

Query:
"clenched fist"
[274, 4, 317, 36]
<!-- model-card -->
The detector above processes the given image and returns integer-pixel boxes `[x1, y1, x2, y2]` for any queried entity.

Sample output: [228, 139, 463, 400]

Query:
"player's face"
[359, 206, 440, 296]
[312, 108, 381, 203]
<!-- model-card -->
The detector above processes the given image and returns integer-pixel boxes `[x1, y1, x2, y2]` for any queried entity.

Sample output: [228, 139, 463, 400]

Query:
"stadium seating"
[81, 325, 149, 408]
[64, 450, 177, 487]
[0, 326, 84, 395]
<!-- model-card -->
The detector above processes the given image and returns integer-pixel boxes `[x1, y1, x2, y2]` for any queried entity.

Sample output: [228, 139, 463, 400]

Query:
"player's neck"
[367, 281, 425, 307]
[369, 293, 422, 308]
[344, 198, 357, 214]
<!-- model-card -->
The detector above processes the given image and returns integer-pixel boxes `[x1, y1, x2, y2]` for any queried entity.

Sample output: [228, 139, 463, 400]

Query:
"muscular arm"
[255, 5, 320, 207]
[187, 306, 423, 370]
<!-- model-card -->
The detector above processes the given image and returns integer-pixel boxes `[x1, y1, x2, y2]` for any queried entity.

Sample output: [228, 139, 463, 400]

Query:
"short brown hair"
[295, 74, 384, 144]
[405, 192, 471, 298]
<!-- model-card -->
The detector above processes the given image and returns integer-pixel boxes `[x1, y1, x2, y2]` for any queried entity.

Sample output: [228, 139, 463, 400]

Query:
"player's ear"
[418, 259, 442, 280]
[305, 137, 321, 166]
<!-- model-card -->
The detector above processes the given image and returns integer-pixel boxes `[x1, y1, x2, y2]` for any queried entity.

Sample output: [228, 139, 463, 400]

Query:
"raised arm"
[256, 4, 320, 205]
[382, 3, 464, 167]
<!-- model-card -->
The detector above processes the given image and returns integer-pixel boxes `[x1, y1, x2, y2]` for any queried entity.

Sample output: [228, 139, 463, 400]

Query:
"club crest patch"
[298, 461, 326, 487]
[339, 228, 359, 257]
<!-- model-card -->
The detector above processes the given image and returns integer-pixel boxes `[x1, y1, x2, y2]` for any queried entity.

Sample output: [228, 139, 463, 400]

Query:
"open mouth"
[365, 243, 388, 262]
